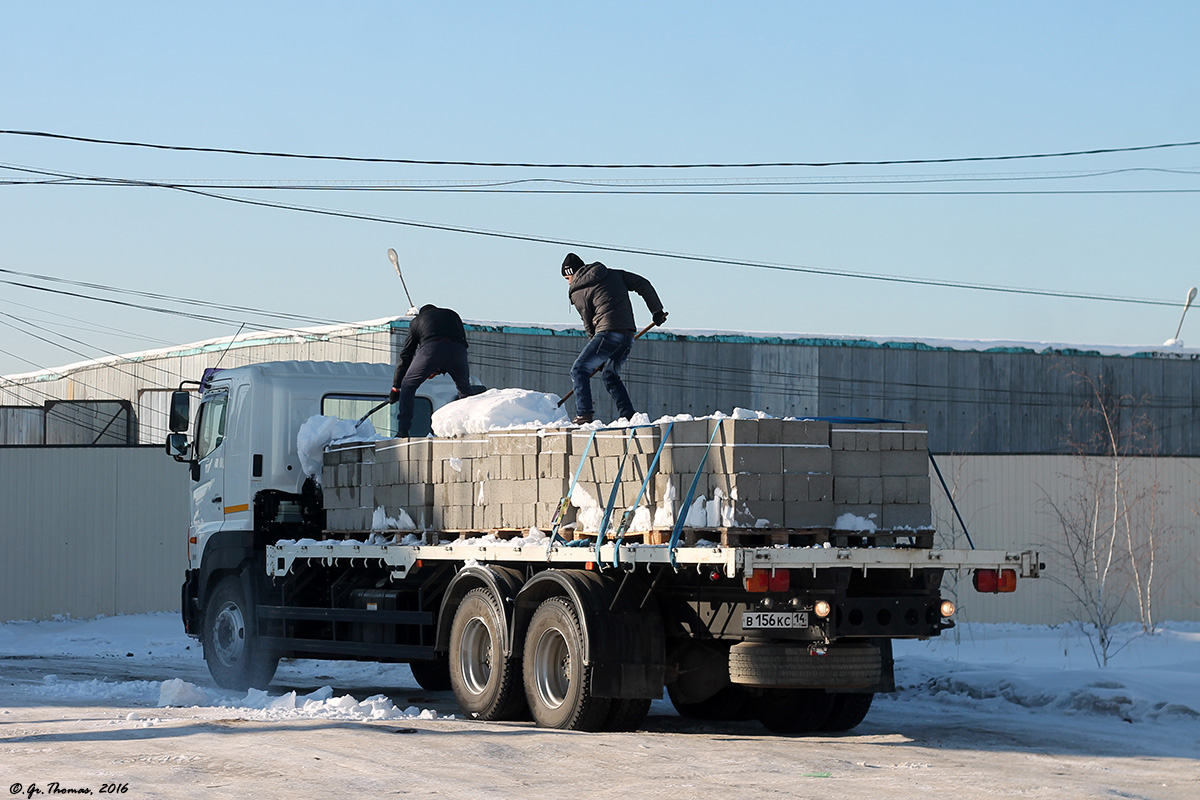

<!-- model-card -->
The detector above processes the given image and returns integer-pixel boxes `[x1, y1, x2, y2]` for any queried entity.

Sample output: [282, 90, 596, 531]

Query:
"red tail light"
[973, 568, 1017, 593]
[746, 569, 789, 593]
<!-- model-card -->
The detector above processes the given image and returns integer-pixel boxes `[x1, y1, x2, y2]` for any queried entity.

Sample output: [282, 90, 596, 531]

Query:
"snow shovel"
[556, 319, 661, 408]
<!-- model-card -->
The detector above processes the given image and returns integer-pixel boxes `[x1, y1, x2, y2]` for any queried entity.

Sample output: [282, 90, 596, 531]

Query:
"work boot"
[572, 414, 593, 425]
[397, 429, 410, 438]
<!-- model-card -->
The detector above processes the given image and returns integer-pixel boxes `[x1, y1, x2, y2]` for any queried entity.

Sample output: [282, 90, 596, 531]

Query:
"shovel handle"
[557, 320, 660, 408]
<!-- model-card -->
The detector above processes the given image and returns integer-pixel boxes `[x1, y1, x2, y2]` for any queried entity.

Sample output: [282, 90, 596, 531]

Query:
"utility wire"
[3, 129, 1200, 168]
[1, 162, 1194, 310]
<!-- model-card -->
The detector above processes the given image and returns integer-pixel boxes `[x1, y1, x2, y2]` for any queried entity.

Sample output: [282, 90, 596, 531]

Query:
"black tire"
[202, 575, 278, 691]
[729, 642, 880, 688]
[449, 588, 527, 720]
[819, 692, 874, 732]
[754, 688, 836, 735]
[522, 597, 611, 731]
[603, 698, 652, 732]
[409, 656, 452, 692]
[667, 682, 753, 721]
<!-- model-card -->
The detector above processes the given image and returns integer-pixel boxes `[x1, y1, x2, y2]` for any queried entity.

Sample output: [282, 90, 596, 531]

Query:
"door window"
[196, 394, 228, 459]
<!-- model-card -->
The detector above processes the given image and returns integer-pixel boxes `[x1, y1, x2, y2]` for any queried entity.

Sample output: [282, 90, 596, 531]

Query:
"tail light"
[745, 569, 790, 593]
[973, 568, 1017, 593]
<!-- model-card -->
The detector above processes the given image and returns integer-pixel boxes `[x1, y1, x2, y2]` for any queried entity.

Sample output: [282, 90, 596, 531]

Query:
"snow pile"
[372, 505, 417, 531]
[431, 388, 568, 436]
[154, 680, 447, 721]
[833, 512, 878, 531]
[297, 415, 380, 479]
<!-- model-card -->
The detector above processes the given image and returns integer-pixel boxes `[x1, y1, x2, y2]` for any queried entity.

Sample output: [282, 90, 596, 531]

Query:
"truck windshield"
[322, 394, 433, 438]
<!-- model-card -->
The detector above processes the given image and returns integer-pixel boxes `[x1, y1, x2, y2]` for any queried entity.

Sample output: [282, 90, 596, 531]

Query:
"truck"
[166, 360, 1040, 734]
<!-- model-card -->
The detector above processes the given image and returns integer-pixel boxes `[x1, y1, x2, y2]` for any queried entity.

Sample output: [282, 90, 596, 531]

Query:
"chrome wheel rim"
[532, 626, 570, 710]
[212, 601, 246, 668]
[458, 617, 493, 696]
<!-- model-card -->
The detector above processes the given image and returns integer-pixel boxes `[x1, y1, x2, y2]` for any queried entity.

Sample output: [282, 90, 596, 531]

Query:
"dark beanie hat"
[562, 252, 584, 276]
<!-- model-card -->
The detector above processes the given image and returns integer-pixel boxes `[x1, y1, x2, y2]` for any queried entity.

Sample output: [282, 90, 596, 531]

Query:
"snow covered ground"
[2, 614, 1197, 798]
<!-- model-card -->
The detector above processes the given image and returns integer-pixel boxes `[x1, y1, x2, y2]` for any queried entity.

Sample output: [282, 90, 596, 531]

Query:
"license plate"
[742, 611, 809, 629]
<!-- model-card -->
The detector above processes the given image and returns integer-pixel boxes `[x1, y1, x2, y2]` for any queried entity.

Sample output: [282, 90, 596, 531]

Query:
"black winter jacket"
[568, 262, 664, 338]
[393, 305, 468, 385]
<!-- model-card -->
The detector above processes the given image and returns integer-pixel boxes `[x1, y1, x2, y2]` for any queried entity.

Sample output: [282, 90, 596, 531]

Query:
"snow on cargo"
[431, 386, 568, 436]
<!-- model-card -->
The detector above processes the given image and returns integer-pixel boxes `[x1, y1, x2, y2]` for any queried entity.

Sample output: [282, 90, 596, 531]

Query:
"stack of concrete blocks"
[829, 423, 931, 530]
[320, 418, 933, 535]
[321, 442, 377, 532]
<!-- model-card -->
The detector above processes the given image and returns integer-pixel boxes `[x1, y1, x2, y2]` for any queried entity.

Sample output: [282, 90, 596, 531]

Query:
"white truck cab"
[168, 361, 459, 613]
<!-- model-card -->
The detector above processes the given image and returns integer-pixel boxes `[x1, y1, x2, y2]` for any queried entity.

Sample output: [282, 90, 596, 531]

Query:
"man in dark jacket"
[390, 304, 478, 436]
[562, 252, 667, 424]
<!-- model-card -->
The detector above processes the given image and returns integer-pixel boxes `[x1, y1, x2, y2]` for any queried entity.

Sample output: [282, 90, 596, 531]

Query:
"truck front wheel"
[523, 597, 611, 731]
[449, 588, 526, 720]
[202, 575, 278, 691]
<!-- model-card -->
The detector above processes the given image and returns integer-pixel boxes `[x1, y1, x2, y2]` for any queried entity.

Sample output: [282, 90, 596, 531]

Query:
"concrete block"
[808, 473, 832, 502]
[358, 484, 374, 509]
[539, 477, 570, 503]
[833, 476, 859, 505]
[858, 477, 883, 505]
[659, 443, 708, 475]
[756, 418, 783, 445]
[907, 476, 932, 504]
[537, 452, 571, 479]
[667, 419, 710, 445]
[710, 418, 758, 445]
[489, 432, 539, 456]
[883, 476, 908, 504]
[758, 472, 783, 501]
[482, 503, 503, 529]
[904, 423, 929, 451]
[830, 428, 856, 452]
[737, 500, 784, 527]
[881, 450, 928, 477]
[524, 455, 538, 480]
[538, 431, 573, 456]
[711, 445, 782, 475]
[500, 455, 525, 480]
[781, 419, 830, 446]
[711, 473, 761, 503]
[783, 445, 832, 475]
[784, 500, 834, 529]
[832, 450, 882, 477]
[879, 428, 905, 451]
[502, 503, 534, 529]
[881, 503, 932, 530]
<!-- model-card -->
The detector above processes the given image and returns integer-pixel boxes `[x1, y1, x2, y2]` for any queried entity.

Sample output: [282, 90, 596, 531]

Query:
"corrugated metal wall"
[0, 447, 189, 622]
[932, 454, 1200, 626]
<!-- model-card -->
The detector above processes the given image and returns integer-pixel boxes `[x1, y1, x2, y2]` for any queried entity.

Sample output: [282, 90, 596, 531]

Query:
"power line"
[4, 128, 1200, 168]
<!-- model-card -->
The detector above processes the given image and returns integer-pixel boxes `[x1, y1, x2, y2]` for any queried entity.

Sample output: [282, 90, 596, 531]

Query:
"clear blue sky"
[2, 2, 1199, 378]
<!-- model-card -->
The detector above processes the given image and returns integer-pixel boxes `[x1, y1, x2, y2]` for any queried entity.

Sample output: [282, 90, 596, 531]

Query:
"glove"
[652, 309, 668, 326]
[388, 388, 399, 404]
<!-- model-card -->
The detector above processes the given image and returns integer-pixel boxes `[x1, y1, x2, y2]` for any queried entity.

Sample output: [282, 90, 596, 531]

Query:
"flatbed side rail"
[266, 541, 1039, 581]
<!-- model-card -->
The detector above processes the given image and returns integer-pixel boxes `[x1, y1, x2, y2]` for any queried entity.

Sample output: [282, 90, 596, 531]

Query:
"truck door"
[191, 388, 229, 545]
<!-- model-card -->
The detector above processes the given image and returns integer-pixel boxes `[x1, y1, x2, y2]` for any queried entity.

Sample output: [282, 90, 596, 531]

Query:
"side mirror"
[169, 391, 191, 433]
[166, 433, 190, 461]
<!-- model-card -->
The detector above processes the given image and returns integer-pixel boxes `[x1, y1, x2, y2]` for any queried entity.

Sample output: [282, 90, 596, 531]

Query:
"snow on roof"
[5, 314, 1197, 384]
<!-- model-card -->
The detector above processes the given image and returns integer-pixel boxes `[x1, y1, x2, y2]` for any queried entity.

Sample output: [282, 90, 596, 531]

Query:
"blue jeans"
[571, 331, 634, 419]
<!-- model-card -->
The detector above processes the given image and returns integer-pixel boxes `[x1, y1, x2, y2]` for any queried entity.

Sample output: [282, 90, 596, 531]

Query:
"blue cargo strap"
[928, 449, 975, 549]
[546, 428, 599, 556]
[595, 428, 637, 564]
[668, 419, 724, 569]
[612, 421, 674, 568]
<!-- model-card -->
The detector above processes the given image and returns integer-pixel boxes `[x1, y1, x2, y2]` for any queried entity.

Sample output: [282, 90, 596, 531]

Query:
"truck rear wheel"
[449, 588, 526, 720]
[523, 597, 611, 731]
[203, 575, 278, 691]
[754, 688, 835, 735]
[819, 692, 874, 732]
